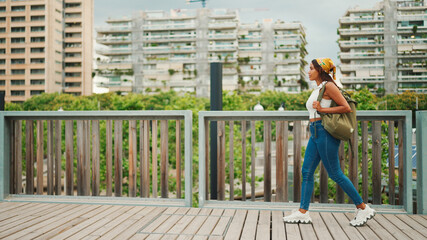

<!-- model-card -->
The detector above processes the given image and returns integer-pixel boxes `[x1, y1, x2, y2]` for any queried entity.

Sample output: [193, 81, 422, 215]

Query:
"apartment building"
[338, 0, 427, 94]
[0, 0, 93, 103]
[95, 9, 307, 96]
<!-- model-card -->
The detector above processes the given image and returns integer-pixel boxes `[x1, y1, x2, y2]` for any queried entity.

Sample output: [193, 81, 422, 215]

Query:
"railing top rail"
[0, 110, 192, 121]
[199, 110, 412, 121]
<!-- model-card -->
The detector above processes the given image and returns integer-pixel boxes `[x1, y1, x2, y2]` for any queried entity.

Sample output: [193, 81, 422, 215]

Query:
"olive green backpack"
[316, 83, 357, 141]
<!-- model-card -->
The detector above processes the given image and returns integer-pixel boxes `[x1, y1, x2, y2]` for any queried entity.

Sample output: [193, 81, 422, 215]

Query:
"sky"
[94, 0, 378, 81]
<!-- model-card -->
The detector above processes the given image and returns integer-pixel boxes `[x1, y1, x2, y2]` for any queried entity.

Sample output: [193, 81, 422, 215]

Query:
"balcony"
[339, 16, 384, 24]
[96, 36, 131, 44]
[143, 23, 196, 31]
[339, 52, 384, 60]
[398, 75, 427, 82]
[208, 34, 236, 40]
[239, 35, 262, 42]
[398, 38, 427, 45]
[208, 45, 237, 52]
[340, 76, 385, 83]
[340, 64, 385, 72]
[96, 61, 133, 70]
[339, 27, 384, 36]
[96, 47, 132, 55]
[96, 26, 132, 33]
[339, 40, 383, 48]
[208, 22, 237, 29]
[142, 34, 197, 42]
[238, 46, 261, 52]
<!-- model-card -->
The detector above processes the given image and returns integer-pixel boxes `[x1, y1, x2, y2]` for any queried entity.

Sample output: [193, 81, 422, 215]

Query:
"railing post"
[403, 111, 413, 213]
[416, 111, 427, 214]
[184, 111, 193, 207]
[0, 113, 11, 200]
[198, 112, 206, 207]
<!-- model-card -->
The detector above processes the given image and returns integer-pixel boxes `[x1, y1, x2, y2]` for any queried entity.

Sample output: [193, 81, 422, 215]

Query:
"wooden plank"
[92, 120, 100, 196]
[47, 120, 54, 195]
[388, 121, 396, 205]
[129, 120, 137, 197]
[77, 121, 84, 196]
[152, 120, 158, 198]
[229, 121, 234, 201]
[361, 121, 369, 203]
[196, 215, 221, 237]
[264, 120, 271, 202]
[383, 214, 425, 240]
[276, 121, 284, 202]
[114, 120, 123, 197]
[25, 120, 34, 195]
[395, 214, 427, 237]
[205, 119, 209, 200]
[240, 210, 258, 240]
[293, 120, 302, 202]
[36, 120, 44, 195]
[161, 120, 169, 198]
[106, 120, 113, 196]
[320, 212, 349, 240]
[176, 120, 182, 199]
[167, 215, 196, 235]
[241, 121, 247, 201]
[283, 121, 289, 202]
[65, 120, 74, 196]
[0, 203, 53, 226]
[373, 214, 411, 240]
[310, 212, 333, 240]
[408, 215, 427, 228]
[284, 212, 302, 240]
[211, 215, 232, 237]
[331, 212, 364, 240]
[341, 213, 380, 240]
[181, 215, 209, 235]
[372, 121, 382, 205]
[320, 162, 328, 203]
[398, 120, 404, 205]
[217, 121, 226, 200]
[255, 210, 270, 240]
[14, 120, 22, 194]
[250, 121, 256, 201]
[224, 209, 247, 240]
[349, 124, 358, 190]
[299, 222, 318, 240]
[54, 120, 62, 195]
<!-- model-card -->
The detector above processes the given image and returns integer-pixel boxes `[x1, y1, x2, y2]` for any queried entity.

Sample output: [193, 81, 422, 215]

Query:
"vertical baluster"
[151, 120, 158, 198]
[283, 121, 289, 202]
[361, 121, 369, 203]
[349, 125, 359, 190]
[84, 120, 90, 196]
[92, 120, 100, 196]
[26, 120, 34, 195]
[65, 120, 74, 195]
[160, 120, 168, 198]
[398, 120, 404, 205]
[47, 120, 54, 195]
[388, 121, 395, 205]
[276, 121, 284, 202]
[15, 120, 22, 194]
[229, 121, 234, 201]
[217, 121, 226, 200]
[176, 120, 182, 199]
[76, 121, 83, 196]
[250, 121, 256, 201]
[372, 121, 382, 205]
[36, 120, 44, 195]
[54, 120, 61, 195]
[293, 121, 302, 202]
[337, 142, 345, 203]
[142, 120, 150, 197]
[114, 120, 123, 197]
[241, 120, 247, 201]
[10, 120, 15, 194]
[264, 121, 271, 202]
[128, 120, 137, 197]
[205, 119, 209, 200]
[106, 120, 112, 196]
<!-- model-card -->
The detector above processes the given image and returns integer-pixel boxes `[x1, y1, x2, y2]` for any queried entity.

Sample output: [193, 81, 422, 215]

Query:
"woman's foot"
[350, 205, 376, 227]
[283, 209, 312, 224]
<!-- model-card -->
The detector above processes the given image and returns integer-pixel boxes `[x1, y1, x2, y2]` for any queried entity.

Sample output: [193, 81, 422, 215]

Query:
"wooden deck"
[0, 202, 426, 240]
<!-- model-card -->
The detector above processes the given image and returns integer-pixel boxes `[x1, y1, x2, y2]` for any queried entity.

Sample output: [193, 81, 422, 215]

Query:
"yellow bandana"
[316, 58, 336, 80]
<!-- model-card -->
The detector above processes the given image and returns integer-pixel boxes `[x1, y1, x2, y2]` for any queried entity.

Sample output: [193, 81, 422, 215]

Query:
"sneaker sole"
[350, 211, 376, 227]
[283, 218, 312, 224]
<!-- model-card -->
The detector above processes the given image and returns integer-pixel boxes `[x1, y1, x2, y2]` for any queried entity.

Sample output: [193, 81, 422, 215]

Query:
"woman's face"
[308, 62, 319, 81]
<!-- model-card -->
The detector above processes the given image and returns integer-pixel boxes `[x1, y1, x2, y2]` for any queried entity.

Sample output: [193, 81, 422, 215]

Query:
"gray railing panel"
[416, 111, 427, 214]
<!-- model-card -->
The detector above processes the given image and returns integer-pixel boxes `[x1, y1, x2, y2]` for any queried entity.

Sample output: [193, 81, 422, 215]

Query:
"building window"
[11, 16, 25, 22]
[0, 49, 5, 54]
[65, 82, 81, 87]
[11, 38, 25, 44]
[11, 90, 25, 96]
[65, 3, 81, 8]
[12, 6, 26, 12]
[65, 43, 82, 48]
[11, 27, 25, 33]
[31, 5, 45, 11]
[65, 22, 81, 28]
[31, 90, 44, 95]
[0, 7, 5, 12]
[31, 47, 44, 53]
[11, 48, 25, 54]
[11, 69, 25, 75]
[0, 28, 5, 33]
[0, 80, 4, 86]
[31, 58, 44, 64]
[31, 79, 44, 85]
[65, 13, 81, 18]
[0, 17, 5, 23]
[65, 53, 81, 57]
[31, 16, 45, 21]
[11, 59, 25, 64]
[31, 37, 45, 43]
[0, 38, 5, 44]
[0, 70, 5, 75]
[65, 72, 81, 77]
[31, 69, 45, 74]
[11, 80, 25, 85]
[0, 59, 4, 64]
[65, 62, 81, 67]
[31, 26, 45, 32]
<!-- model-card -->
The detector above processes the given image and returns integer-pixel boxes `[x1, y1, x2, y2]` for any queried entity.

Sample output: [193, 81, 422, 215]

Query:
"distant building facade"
[95, 9, 307, 96]
[0, 0, 93, 103]
[338, 0, 427, 94]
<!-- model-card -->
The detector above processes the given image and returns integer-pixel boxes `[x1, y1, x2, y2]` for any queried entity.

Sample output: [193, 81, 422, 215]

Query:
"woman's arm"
[313, 82, 351, 114]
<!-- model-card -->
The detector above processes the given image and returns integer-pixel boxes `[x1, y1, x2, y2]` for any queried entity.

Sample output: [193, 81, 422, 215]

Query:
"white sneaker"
[283, 209, 312, 224]
[350, 205, 376, 227]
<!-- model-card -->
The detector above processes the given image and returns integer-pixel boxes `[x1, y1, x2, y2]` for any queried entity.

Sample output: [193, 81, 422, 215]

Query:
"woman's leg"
[316, 128, 363, 206]
[300, 136, 321, 210]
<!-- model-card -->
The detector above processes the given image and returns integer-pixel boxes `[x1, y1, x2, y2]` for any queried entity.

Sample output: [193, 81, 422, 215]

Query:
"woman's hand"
[313, 101, 322, 112]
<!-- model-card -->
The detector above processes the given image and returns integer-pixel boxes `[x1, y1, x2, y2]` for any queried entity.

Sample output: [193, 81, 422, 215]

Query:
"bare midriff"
[309, 117, 322, 122]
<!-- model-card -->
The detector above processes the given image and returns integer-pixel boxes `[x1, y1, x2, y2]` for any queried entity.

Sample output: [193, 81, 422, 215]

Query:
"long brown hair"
[312, 59, 334, 83]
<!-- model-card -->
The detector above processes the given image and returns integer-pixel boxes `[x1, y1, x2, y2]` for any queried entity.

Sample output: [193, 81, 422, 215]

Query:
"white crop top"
[306, 81, 332, 119]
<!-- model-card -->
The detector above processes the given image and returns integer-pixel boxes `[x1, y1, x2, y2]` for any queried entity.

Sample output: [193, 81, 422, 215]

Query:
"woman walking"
[283, 58, 375, 227]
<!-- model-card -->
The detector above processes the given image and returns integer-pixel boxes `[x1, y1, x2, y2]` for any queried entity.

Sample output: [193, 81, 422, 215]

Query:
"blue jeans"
[300, 120, 363, 210]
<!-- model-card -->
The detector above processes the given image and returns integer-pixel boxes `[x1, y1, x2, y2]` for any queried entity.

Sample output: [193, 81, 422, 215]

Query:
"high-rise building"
[338, 0, 427, 94]
[95, 9, 307, 96]
[0, 0, 93, 103]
